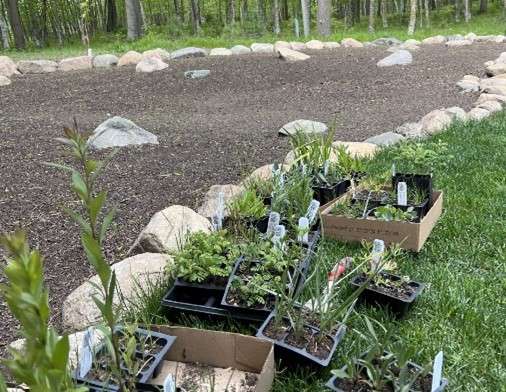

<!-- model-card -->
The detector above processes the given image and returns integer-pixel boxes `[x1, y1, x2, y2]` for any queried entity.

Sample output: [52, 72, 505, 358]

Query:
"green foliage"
[0, 232, 85, 392]
[394, 141, 451, 175]
[227, 189, 268, 221]
[174, 230, 238, 283]
[373, 205, 417, 222]
[331, 196, 369, 219]
[230, 274, 279, 307]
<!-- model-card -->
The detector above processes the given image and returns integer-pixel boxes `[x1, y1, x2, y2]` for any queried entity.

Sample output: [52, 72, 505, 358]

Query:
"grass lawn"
[130, 111, 506, 391]
[2, 7, 506, 60]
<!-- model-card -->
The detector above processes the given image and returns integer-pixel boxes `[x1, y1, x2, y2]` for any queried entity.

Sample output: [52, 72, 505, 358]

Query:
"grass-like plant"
[227, 188, 268, 221]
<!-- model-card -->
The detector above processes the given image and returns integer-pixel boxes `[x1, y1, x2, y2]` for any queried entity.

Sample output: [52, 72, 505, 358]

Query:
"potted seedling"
[326, 316, 448, 391]
[225, 188, 269, 233]
[350, 173, 391, 208]
[350, 241, 425, 317]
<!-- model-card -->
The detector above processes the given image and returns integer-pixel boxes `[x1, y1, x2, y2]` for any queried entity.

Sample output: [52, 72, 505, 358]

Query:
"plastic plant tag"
[431, 351, 444, 392]
[392, 163, 396, 177]
[212, 192, 225, 230]
[323, 160, 330, 176]
[297, 217, 309, 244]
[272, 224, 286, 247]
[266, 211, 281, 237]
[305, 199, 320, 224]
[371, 239, 385, 272]
[78, 327, 94, 378]
[397, 182, 408, 206]
[163, 374, 176, 392]
[87, 48, 93, 57]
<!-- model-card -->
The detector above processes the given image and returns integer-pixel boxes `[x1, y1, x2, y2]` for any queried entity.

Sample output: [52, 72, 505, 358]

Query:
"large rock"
[420, 109, 452, 135]
[184, 69, 210, 79]
[251, 43, 274, 53]
[445, 107, 467, 122]
[93, 54, 118, 68]
[62, 253, 171, 330]
[274, 41, 291, 51]
[341, 38, 364, 48]
[209, 48, 232, 56]
[142, 48, 171, 61]
[479, 76, 506, 91]
[475, 100, 502, 113]
[130, 205, 211, 254]
[230, 45, 251, 55]
[136, 57, 168, 73]
[0, 56, 18, 77]
[485, 63, 506, 76]
[197, 184, 244, 218]
[456, 75, 480, 92]
[397, 42, 420, 51]
[242, 164, 288, 184]
[306, 40, 324, 50]
[467, 107, 490, 121]
[0, 75, 11, 86]
[394, 122, 423, 138]
[88, 116, 158, 150]
[422, 35, 447, 45]
[118, 51, 143, 66]
[482, 85, 506, 95]
[58, 56, 92, 72]
[446, 39, 472, 47]
[372, 37, 402, 46]
[324, 41, 340, 49]
[465, 32, 477, 41]
[475, 93, 506, 105]
[332, 141, 378, 158]
[365, 132, 405, 146]
[290, 42, 307, 51]
[278, 119, 328, 136]
[170, 47, 207, 60]
[404, 39, 421, 45]
[277, 47, 310, 62]
[377, 50, 412, 67]
[17, 59, 57, 74]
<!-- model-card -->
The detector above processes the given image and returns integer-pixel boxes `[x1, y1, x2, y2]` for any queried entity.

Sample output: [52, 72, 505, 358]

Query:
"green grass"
[128, 111, 506, 391]
[2, 6, 506, 60]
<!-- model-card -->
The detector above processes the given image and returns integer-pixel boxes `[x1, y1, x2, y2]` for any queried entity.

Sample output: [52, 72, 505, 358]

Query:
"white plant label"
[397, 182, 408, 206]
[163, 374, 176, 392]
[297, 217, 309, 244]
[212, 192, 225, 230]
[392, 163, 396, 177]
[272, 224, 286, 246]
[305, 199, 320, 224]
[371, 239, 385, 272]
[323, 160, 330, 176]
[266, 211, 280, 237]
[78, 327, 94, 378]
[431, 351, 444, 392]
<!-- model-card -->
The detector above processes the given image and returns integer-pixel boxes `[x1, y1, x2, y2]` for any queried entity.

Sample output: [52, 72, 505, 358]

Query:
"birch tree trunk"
[6, 0, 25, 49]
[407, 0, 416, 35]
[125, 0, 143, 39]
[381, 0, 388, 27]
[317, 0, 331, 36]
[424, 0, 430, 26]
[301, 0, 310, 37]
[190, 0, 201, 32]
[368, 0, 375, 33]
[0, 13, 10, 48]
[273, 0, 280, 33]
[464, 0, 471, 21]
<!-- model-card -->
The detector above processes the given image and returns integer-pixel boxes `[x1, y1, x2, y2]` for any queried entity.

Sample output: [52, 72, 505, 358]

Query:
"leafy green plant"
[331, 196, 370, 219]
[0, 232, 86, 392]
[289, 127, 335, 170]
[227, 188, 268, 221]
[373, 205, 417, 222]
[394, 140, 451, 174]
[174, 230, 238, 283]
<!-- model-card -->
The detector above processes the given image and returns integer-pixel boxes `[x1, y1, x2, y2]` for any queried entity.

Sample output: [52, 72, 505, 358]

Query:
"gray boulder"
[278, 119, 328, 136]
[170, 47, 207, 60]
[0, 75, 11, 86]
[93, 54, 119, 68]
[184, 69, 210, 79]
[372, 37, 402, 46]
[251, 43, 274, 53]
[0, 56, 19, 77]
[136, 57, 168, 73]
[88, 116, 158, 150]
[377, 50, 412, 67]
[58, 56, 92, 72]
[17, 60, 57, 74]
[365, 132, 405, 146]
[394, 122, 424, 138]
[230, 45, 251, 55]
[197, 184, 244, 218]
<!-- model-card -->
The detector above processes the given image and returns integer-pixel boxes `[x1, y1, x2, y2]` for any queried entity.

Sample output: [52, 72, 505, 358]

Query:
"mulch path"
[0, 43, 503, 350]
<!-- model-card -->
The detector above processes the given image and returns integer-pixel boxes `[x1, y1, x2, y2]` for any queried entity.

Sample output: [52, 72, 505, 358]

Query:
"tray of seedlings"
[326, 316, 448, 392]
[350, 241, 425, 317]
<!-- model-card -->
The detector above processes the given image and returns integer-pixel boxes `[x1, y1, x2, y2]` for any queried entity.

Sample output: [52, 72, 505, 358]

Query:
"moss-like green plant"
[394, 140, 451, 174]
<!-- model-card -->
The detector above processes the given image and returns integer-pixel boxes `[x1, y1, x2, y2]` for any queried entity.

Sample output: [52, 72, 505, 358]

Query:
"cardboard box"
[320, 191, 443, 252]
[150, 326, 275, 391]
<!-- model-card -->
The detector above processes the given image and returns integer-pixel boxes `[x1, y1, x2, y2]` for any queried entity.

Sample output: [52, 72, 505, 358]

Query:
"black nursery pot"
[74, 328, 176, 391]
[351, 272, 425, 317]
[256, 311, 346, 368]
[393, 198, 430, 222]
[313, 179, 351, 206]
[392, 173, 433, 200]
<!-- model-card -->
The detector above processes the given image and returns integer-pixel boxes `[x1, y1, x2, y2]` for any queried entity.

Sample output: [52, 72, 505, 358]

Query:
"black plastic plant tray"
[75, 327, 176, 391]
[313, 179, 351, 206]
[83, 382, 165, 391]
[173, 276, 229, 291]
[325, 352, 448, 392]
[350, 272, 425, 317]
[393, 198, 430, 222]
[392, 173, 433, 200]
[160, 282, 267, 323]
[256, 311, 346, 368]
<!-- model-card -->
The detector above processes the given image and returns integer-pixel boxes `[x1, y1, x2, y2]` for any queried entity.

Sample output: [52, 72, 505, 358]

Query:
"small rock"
[447, 34, 464, 41]
[0, 75, 11, 86]
[445, 39, 472, 47]
[404, 39, 421, 45]
[479, 77, 506, 91]
[184, 69, 210, 79]
[136, 57, 168, 73]
[0, 56, 19, 77]
[306, 40, 324, 50]
[130, 206, 211, 254]
[274, 41, 291, 51]
[324, 41, 340, 49]
[363, 42, 375, 47]
[242, 164, 288, 184]
[170, 47, 207, 60]
[341, 38, 364, 48]
[467, 107, 490, 121]
[197, 184, 244, 218]
[332, 141, 378, 158]
[277, 47, 310, 62]
[118, 51, 143, 66]
[210, 48, 232, 56]
[290, 42, 307, 51]
[143, 48, 171, 61]
[278, 119, 328, 136]
[377, 50, 412, 67]
[484, 60, 494, 67]
[88, 116, 158, 150]
[486, 63, 506, 76]
[372, 37, 402, 46]
[420, 109, 453, 135]
[63, 253, 172, 330]
[251, 43, 274, 53]
[445, 107, 467, 122]
[394, 122, 424, 138]
[58, 56, 92, 72]
[93, 54, 118, 68]
[493, 52, 506, 64]
[476, 100, 502, 113]
[398, 43, 420, 51]
[230, 45, 251, 55]
[365, 132, 405, 146]
[456, 78, 479, 92]
[17, 59, 57, 74]
[475, 93, 506, 105]
[465, 32, 477, 41]
[422, 35, 447, 45]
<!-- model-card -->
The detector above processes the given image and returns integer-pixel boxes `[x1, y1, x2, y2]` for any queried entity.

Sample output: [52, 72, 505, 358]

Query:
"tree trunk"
[125, 0, 143, 39]
[381, 0, 388, 27]
[368, 0, 375, 33]
[227, 0, 235, 24]
[174, 0, 183, 21]
[424, 0, 430, 25]
[273, 0, 280, 33]
[479, 0, 487, 12]
[190, 0, 201, 32]
[464, 0, 471, 21]
[0, 12, 10, 49]
[6, 0, 24, 49]
[407, 0, 416, 35]
[455, 0, 460, 22]
[317, 0, 331, 36]
[106, 0, 117, 32]
[301, 0, 310, 37]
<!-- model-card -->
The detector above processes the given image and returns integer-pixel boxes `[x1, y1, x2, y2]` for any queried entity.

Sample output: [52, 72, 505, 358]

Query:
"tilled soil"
[0, 43, 503, 350]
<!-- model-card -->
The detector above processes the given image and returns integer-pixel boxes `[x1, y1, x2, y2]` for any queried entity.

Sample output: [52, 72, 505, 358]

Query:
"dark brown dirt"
[0, 43, 503, 352]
